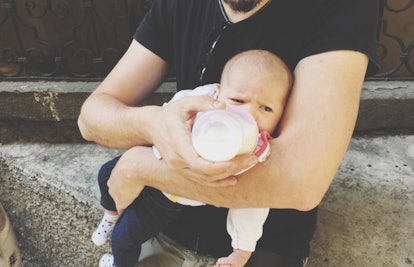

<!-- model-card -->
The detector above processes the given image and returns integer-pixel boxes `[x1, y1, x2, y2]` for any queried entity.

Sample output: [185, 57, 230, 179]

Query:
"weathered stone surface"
[0, 135, 413, 266]
[0, 81, 413, 144]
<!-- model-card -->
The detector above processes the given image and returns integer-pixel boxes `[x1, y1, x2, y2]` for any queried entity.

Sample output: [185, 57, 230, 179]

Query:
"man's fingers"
[191, 154, 257, 182]
[210, 176, 238, 187]
[167, 152, 258, 186]
[181, 95, 226, 114]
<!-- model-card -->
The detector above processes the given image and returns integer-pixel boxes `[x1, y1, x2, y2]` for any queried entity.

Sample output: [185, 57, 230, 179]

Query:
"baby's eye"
[262, 106, 273, 112]
[230, 98, 244, 104]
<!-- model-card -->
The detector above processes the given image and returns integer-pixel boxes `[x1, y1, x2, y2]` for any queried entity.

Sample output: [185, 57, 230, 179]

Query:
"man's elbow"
[284, 184, 326, 212]
[77, 115, 93, 142]
[293, 195, 322, 212]
[287, 168, 335, 211]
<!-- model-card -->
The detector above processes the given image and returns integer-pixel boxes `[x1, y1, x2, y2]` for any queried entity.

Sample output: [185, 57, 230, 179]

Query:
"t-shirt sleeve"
[300, 0, 380, 76]
[133, 0, 174, 63]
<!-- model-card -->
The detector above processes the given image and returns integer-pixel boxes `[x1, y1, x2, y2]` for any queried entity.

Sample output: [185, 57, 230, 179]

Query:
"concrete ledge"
[0, 81, 413, 143]
[0, 81, 175, 143]
[357, 81, 414, 132]
[309, 135, 414, 266]
[0, 135, 413, 266]
[0, 81, 175, 121]
[0, 144, 122, 267]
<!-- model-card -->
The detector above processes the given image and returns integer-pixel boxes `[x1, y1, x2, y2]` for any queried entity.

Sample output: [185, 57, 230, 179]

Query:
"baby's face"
[217, 74, 288, 134]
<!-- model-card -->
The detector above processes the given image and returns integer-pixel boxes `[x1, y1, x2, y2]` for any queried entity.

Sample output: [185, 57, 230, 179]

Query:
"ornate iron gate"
[376, 0, 414, 79]
[0, 0, 413, 80]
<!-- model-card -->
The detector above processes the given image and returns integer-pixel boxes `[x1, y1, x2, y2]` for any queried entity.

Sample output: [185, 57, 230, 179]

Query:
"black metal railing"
[0, 0, 413, 80]
[374, 0, 414, 80]
[0, 0, 151, 80]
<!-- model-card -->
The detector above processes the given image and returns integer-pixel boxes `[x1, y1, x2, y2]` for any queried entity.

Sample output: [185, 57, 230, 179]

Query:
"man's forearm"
[115, 145, 312, 211]
[78, 92, 159, 149]
[78, 39, 169, 149]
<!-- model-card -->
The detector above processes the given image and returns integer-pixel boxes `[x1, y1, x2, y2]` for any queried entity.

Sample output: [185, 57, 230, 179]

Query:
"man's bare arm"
[78, 40, 169, 149]
[78, 40, 251, 185]
[108, 50, 369, 212]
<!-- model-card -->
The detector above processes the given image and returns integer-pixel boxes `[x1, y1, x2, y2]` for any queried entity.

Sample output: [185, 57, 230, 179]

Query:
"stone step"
[0, 144, 121, 267]
[0, 81, 414, 143]
[0, 135, 413, 266]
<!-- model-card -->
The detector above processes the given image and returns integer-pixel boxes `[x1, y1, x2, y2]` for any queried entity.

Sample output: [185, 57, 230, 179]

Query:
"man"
[78, 0, 379, 266]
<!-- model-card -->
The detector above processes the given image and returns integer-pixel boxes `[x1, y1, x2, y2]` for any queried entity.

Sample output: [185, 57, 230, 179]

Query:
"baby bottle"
[191, 106, 259, 162]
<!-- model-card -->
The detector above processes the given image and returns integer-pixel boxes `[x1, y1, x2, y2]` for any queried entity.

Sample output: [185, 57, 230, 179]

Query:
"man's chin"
[222, 0, 263, 13]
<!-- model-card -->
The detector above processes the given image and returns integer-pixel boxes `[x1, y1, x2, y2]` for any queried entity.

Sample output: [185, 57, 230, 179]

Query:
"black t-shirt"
[134, 0, 380, 258]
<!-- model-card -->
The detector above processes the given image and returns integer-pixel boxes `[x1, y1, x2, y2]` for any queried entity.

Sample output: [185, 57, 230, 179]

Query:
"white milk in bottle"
[192, 106, 258, 162]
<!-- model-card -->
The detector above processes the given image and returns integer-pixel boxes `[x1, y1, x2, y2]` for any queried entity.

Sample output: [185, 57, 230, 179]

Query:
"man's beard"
[222, 0, 263, 12]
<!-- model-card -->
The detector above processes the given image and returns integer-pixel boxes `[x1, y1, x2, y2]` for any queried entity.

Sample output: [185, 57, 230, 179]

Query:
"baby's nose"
[247, 105, 258, 120]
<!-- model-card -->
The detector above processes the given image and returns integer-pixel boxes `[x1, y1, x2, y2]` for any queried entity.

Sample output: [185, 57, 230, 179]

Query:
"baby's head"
[216, 50, 293, 134]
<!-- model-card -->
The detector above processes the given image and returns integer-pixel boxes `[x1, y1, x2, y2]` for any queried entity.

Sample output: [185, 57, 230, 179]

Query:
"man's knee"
[98, 156, 121, 184]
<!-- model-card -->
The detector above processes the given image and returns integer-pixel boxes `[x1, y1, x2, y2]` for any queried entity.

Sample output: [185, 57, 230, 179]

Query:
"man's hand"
[107, 150, 145, 213]
[148, 94, 258, 186]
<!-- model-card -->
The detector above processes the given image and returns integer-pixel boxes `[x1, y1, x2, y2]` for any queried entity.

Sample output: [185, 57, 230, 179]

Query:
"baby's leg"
[216, 249, 252, 267]
[93, 156, 122, 246]
[92, 210, 119, 246]
[111, 187, 185, 267]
